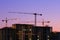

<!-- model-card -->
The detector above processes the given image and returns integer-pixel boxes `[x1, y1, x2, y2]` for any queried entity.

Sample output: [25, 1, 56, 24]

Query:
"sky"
[0, 0, 60, 31]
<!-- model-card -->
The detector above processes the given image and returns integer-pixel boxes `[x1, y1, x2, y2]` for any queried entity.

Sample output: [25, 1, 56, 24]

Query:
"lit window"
[48, 39, 49, 40]
[37, 35, 39, 38]
[29, 38, 31, 40]
[47, 39, 49, 40]
[47, 35, 49, 38]
[29, 29, 32, 31]
[37, 39, 39, 40]
[23, 29, 26, 31]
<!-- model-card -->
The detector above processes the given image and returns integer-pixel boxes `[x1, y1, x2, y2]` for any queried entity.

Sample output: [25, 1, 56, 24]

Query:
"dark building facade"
[1, 24, 60, 40]
[0, 29, 2, 40]
[0, 24, 52, 40]
[32, 26, 52, 40]
[2, 27, 16, 40]
[51, 32, 60, 40]
[12, 24, 52, 40]
[12, 24, 33, 40]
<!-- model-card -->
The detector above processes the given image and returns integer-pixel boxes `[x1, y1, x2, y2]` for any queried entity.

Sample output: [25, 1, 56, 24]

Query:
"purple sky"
[0, 0, 60, 31]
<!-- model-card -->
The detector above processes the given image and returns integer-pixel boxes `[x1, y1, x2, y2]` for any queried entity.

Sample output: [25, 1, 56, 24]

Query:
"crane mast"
[42, 19, 50, 26]
[2, 17, 17, 27]
[2, 17, 8, 27]
[34, 13, 42, 26]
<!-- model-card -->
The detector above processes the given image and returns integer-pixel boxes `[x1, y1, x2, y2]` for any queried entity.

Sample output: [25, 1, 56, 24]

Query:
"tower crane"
[41, 19, 50, 26]
[23, 20, 50, 26]
[2, 17, 17, 27]
[8, 12, 42, 26]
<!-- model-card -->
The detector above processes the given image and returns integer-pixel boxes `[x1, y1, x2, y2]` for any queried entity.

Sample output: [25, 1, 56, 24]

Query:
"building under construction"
[0, 23, 52, 40]
[12, 24, 52, 40]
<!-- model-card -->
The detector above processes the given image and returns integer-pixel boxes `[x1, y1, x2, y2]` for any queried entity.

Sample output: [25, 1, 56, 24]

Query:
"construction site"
[0, 12, 60, 40]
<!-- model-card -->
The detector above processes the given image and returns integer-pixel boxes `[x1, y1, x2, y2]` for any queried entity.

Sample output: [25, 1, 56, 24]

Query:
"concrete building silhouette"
[0, 29, 2, 40]
[12, 24, 33, 40]
[0, 24, 60, 40]
[51, 32, 60, 40]
[12, 24, 52, 40]
[32, 26, 52, 40]
[1, 27, 16, 40]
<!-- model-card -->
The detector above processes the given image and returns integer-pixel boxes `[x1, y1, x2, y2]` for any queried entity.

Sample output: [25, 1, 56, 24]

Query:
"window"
[37, 39, 39, 40]
[23, 29, 26, 31]
[47, 39, 49, 40]
[29, 29, 32, 31]
[37, 35, 39, 38]
[47, 35, 49, 38]
[29, 38, 31, 40]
